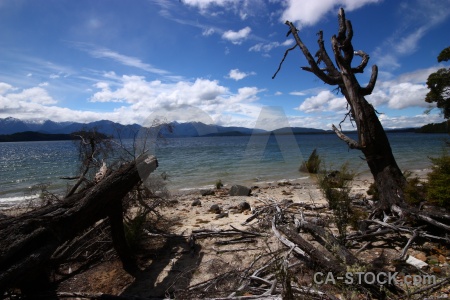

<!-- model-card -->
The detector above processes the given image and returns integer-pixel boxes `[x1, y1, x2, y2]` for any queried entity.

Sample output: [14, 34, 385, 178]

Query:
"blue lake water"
[0, 132, 448, 206]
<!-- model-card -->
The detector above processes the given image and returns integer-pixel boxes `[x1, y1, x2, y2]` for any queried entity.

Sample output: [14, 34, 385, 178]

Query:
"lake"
[0, 132, 448, 207]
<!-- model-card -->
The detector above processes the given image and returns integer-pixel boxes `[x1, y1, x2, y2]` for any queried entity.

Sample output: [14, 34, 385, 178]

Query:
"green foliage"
[427, 153, 450, 209]
[318, 163, 355, 242]
[366, 182, 379, 201]
[367, 172, 428, 206]
[366, 157, 449, 209]
[215, 179, 223, 189]
[348, 207, 368, 230]
[416, 121, 450, 133]
[437, 46, 450, 62]
[299, 148, 321, 174]
[425, 47, 450, 119]
[403, 171, 427, 206]
[124, 209, 147, 250]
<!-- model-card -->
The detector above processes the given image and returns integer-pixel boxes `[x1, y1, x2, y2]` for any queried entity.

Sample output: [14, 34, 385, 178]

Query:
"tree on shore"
[425, 46, 450, 120]
[273, 8, 406, 215]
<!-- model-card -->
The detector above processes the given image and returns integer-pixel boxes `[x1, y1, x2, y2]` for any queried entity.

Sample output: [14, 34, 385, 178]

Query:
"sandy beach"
[2, 168, 448, 299]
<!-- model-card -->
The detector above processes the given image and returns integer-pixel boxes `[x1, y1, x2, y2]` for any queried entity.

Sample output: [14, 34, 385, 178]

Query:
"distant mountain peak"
[0, 116, 329, 138]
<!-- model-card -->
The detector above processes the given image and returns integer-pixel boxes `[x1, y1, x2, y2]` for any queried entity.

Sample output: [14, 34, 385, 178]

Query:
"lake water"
[0, 132, 448, 207]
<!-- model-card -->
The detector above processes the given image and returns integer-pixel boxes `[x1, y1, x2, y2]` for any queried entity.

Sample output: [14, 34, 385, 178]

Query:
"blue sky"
[0, 0, 449, 130]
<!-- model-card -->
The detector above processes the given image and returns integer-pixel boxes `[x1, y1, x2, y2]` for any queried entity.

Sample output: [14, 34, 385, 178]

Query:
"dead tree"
[273, 8, 406, 214]
[0, 155, 158, 294]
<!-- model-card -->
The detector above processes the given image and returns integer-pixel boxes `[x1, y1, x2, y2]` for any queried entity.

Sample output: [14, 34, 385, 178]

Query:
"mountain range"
[2, 116, 433, 143]
[0, 117, 329, 139]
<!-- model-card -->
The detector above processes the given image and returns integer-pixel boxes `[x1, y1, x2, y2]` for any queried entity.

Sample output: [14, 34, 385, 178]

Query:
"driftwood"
[0, 155, 158, 294]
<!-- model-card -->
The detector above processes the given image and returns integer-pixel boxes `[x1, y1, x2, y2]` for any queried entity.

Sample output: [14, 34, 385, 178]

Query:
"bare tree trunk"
[274, 8, 406, 212]
[0, 155, 158, 294]
[338, 76, 407, 212]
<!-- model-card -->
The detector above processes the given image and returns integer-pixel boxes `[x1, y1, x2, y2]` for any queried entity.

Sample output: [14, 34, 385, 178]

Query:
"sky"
[0, 0, 449, 131]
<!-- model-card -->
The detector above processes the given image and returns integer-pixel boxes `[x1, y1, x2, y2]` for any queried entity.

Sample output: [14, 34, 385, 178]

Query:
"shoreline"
[0, 166, 433, 211]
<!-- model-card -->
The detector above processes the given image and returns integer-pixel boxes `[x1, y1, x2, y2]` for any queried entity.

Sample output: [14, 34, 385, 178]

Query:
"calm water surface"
[0, 133, 448, 206]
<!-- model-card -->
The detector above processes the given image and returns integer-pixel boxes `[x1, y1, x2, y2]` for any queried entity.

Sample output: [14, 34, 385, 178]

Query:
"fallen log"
[0, 155, 158, 294]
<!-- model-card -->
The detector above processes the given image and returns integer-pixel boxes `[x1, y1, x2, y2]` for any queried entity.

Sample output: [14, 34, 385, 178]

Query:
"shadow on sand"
[121, 235, 204, 298]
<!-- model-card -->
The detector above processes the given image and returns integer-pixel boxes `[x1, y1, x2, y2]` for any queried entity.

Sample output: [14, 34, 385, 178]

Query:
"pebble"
[371, 241, 386, 247]
[209, 204, 221, 214]
[238, 201, 251, 212]
[431, 266, 442, 273]
[191, 199, 202, 206]
[415, 252, 427, 262]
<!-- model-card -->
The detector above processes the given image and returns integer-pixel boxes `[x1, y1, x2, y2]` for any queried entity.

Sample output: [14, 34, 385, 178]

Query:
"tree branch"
[272, 44, 298, 79]
[277, 21, 342, 85]
[315, 31, 341, 79]
[342, 20, 354, 63]
[332, 124, 363, 149]
[352, 50, 370, 73]
[336, 8, 347, 42]
[360, 65, 378, 96]
[331, 35, 350, 74]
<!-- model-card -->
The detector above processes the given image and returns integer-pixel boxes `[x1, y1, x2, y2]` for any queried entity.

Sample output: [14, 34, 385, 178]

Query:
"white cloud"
[394, 27, 426, 55]
[375, 54, 401, 70]
[0, 78, 265, 126]
[182, 0, 233, 11]
[91, 75, 228, 106]
[89, 75, 266, 124]
[72, 42, 170, 75]
[378, 113, 444, 129]
[367, 67, 441, 109]
[280, 0, 381, 26]
[249, 39, 294, 53]
[374, 0, 450, 69]
[202, 27, 215, 36]
[222, 26, 251, 44]
[289, 91, 306, 96]
[388, 83, 428, 109]
[296, 90, 345, 113]
[294, 67, 440, 116]
[227, 69, 256, 81]
[5, 86, 57, 105]
[182, 0, 266, 20]
[0, 82, 14, 94]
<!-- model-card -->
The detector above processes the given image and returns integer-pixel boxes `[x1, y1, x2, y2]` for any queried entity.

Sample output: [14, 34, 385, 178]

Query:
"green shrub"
[366, 182, 379, 201]
[349, 207, 368, 230]
[124, 210, 147, 250]
[426, 153, 450, 209]
[299, 148, 321, 174]
[215, 179, 223, 189]
[318, 163, 355, 242]
[403, 172, 427, 206]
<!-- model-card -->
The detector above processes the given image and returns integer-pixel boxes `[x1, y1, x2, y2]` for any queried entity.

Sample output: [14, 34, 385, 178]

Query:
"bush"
[215, 179, 223, 189]
[317, 163, 355, 242]
[427, 153, 450, 209]
[366, 182, 379, 201]
[124, 209, 147, 250]
[299, 148, 321, 174]
[403, 171, 427, 206]
[366, 162, 447, 209]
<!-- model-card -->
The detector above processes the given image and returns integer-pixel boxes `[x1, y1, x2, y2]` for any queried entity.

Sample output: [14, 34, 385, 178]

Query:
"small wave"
[178, 184, 215, 192]
[0, 193, 40, 204]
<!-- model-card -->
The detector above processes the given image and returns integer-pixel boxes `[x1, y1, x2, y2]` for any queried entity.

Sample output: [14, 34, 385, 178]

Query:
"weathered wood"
[274, 8, 408, 213]
[0, 155, 158, 293]
[295, 215, 359, 266]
